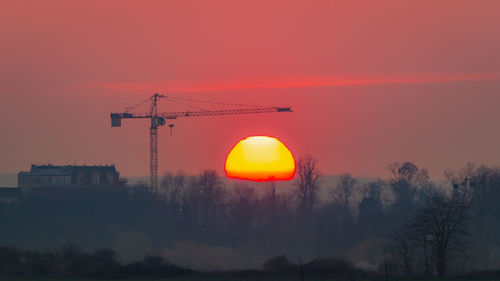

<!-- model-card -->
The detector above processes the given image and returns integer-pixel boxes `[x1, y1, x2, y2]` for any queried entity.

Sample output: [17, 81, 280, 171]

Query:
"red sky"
[1, 0, 500, 180]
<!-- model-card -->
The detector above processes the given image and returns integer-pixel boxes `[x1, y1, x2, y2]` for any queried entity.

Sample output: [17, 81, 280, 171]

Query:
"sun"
[225, 136, 296, 181]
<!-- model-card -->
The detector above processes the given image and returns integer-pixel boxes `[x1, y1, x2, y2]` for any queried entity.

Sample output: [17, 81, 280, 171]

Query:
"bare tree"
[358, 179, 385, 235]
[295, 155, 321, 222]
[361, 179, 385, 202]
[388, 227, 414, 276]
[386, 162, 422, 276]
[444, 162, 476, 185]
[387, 161, 429, 226]
[160, 171, 186, 216]
[410, 193, 470, 277]
[388, 161, 429, 184]
[445, 163, 500, 268]
[330, 173, 357, 212]
[230, 183, 257, 230]
[184, 170, 227, 226]
[195, 170, 226, 206]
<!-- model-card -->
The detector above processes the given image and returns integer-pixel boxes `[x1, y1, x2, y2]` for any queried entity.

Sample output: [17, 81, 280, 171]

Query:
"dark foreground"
[2, 244, 500, 281]
[0, 278, 500, 281]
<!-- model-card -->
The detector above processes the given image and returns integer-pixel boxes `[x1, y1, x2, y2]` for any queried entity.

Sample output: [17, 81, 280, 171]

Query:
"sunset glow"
[225, 136, 295, 181]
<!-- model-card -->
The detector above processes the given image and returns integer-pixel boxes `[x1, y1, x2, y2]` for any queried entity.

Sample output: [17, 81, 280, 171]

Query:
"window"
[91, 174, 100, 185]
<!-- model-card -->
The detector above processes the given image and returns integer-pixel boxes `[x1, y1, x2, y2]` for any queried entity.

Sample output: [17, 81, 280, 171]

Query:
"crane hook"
[169, 124, 175, 137]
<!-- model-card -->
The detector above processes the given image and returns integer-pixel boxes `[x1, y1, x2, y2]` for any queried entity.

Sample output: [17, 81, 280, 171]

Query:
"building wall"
[18, 165, 123, 190]
[18, 175, 72, 187]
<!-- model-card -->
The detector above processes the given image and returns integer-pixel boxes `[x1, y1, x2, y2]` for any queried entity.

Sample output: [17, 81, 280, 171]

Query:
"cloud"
[88, 72, 500, 94]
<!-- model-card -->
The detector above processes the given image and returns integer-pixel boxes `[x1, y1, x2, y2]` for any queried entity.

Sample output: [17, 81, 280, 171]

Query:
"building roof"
[19, 164, 118, 176]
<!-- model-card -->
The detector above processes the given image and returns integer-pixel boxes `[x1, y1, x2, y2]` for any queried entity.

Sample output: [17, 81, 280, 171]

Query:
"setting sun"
[225, 136, 295, 181]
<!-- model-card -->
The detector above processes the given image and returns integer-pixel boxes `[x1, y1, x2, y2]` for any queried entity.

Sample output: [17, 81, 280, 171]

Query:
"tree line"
[0, 242, 374, 279]
[154, 157, 500, 276]
[0, 243, 191, 278]
[1, 157, 500, 277]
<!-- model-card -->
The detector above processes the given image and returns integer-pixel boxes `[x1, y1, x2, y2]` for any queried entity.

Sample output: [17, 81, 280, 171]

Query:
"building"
[0, 188, 21, 203]
[18, 164, 125, 190]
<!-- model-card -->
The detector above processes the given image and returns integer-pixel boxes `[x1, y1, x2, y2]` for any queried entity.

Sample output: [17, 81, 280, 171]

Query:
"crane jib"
[110, 107, 291, 127]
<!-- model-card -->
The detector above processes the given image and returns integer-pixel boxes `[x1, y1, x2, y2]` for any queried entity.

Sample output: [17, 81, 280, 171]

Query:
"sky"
[1, 0, 500, 182]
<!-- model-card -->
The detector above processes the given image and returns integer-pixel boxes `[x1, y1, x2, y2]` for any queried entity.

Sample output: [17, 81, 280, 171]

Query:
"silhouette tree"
[358, 180, 385, 236]
[197, 170, 226, 206]
[387, 162, 429, 226]
[409, 193, 470, 277]
[388, 226, 414, 276]
[184, 170, 227, 226]
[445, 163, 500, 268]
[229, 183, 257, 232]
[295, 155, 321, 223]
[330, 173, 357, 215]
[160, 171, 186, 217]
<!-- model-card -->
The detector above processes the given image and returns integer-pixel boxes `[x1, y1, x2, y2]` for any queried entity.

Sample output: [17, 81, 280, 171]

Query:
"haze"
[1, 0, 500, 179]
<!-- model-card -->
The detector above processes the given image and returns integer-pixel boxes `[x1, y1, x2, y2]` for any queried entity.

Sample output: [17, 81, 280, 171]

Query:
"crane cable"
[124, 96, 153, 113]
[124, 93, 268, 113]
[164, 97, 207, 111]
[163, 95, 266, 108]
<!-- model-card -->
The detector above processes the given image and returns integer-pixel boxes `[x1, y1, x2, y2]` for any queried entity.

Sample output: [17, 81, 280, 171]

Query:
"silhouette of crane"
[110, 93, 292, 189]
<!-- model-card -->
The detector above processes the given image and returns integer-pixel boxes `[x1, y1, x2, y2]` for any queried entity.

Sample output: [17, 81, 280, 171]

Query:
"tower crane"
[110, 93, 292, 189]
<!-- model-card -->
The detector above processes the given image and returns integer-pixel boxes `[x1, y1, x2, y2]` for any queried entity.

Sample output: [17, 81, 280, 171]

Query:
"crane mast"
[149, 94, 162, 189]
[110, 93, 292, 189]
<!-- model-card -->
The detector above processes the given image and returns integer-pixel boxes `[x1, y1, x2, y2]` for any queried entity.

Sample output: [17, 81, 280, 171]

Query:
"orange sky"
[1, 0, 500, 180]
